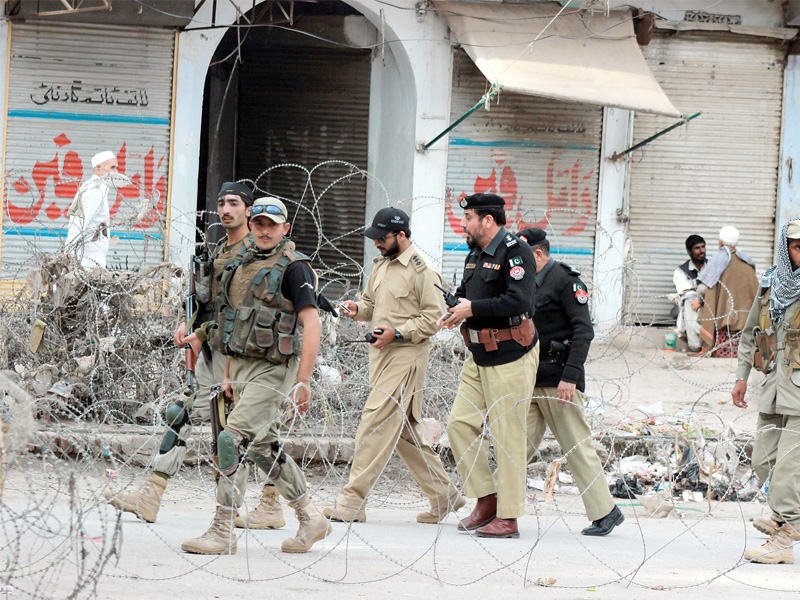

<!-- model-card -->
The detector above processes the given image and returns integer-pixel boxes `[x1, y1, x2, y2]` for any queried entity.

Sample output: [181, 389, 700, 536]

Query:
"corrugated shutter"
[236, 46, 371, 290]
[1, 22, 174, 280]
[444, 49, 602, 291]
[626, 34, 784, 322]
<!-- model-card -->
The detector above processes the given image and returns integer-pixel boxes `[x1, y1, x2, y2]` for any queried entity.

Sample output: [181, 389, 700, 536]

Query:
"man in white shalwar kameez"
[65, 150, 118, 268]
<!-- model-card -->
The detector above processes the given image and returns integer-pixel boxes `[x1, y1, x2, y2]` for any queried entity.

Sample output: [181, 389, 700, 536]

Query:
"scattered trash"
[536, 577, 556, 587]
[610, 476, 645, 499]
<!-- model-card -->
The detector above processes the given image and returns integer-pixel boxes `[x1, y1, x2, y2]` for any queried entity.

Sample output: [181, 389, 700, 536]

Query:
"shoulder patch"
[410, 253, 427, 273]
[573, 282, 589, 304]
[560, 262, 581, 276]
[504, 234, 518, 248]
[509, 256, 523, 267]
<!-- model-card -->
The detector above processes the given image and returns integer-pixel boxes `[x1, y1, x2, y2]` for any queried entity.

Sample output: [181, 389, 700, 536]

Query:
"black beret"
[218, 182, 254, 206]
[518, 228, 547, 245]
[458, 193, 505, 210]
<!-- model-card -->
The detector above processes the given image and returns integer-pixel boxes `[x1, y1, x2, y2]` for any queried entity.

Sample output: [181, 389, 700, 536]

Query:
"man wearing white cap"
[65, 150, 118, 268]
[691, 226, 758, 356]
[732, 219, 800, 564]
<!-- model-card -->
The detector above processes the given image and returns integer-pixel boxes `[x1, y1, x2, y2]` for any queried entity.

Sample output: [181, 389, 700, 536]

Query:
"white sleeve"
[673, 268, 693, 295]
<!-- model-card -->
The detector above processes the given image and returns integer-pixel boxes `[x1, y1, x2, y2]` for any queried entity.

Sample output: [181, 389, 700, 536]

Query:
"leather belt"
[460, 318, 535, 352]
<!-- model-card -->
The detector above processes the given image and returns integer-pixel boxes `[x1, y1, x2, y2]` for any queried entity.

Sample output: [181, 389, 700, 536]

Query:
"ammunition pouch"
[752, 327, 777, 374]
[786, 328, 800, 371]
[158, 400, 190, 455]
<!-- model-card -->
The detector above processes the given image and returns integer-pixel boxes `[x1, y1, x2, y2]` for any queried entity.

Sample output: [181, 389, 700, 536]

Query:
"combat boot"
[235, 484, 285, 529]
[181, 506, 238, 555]
[281, 496, 333, 553]
[322, 500, 367, 523]
[744, 523, 796, 564]
[105, 473, 167, 523]
[417, 495, 467, 524]
[753, 517, 800, 540]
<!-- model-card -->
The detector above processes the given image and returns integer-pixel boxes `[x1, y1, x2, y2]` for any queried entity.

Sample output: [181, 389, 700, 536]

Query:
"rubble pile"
[1, 253, 185, 422]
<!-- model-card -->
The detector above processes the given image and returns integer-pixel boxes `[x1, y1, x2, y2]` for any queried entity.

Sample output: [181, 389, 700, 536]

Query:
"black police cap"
[518, 228, 547, 246]
[458, 193, 505, 210]
[363, 207, 410, 239]
[218, 182, 254, 206]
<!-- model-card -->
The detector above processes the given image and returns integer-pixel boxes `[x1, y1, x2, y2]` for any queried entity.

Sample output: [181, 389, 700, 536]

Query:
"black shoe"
[581, 506, 624, 536]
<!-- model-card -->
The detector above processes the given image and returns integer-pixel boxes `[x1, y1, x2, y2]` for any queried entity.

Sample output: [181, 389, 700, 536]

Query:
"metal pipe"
[611, 111, 702, 161]
[422, 85, 500, 151]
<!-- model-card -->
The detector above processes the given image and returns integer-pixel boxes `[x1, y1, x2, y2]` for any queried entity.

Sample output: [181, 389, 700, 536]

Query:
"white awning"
[435, 2, 681, 117]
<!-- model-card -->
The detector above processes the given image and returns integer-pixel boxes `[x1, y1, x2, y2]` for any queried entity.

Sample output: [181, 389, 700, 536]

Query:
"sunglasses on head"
[250, 204, 285, 217]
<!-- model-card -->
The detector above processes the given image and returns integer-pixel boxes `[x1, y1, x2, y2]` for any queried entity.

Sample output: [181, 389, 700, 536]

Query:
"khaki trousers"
[752, 412, 800, 526]
[447, 347, 538, 519]
[526, 388, 615, 522]
[153, 349, 225, 477]
[337, 396, 460, 513]
[217, 356, 306, 507]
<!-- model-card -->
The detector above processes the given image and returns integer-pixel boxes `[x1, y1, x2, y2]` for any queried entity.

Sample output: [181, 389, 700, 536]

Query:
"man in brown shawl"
[692, 226, 758, 356]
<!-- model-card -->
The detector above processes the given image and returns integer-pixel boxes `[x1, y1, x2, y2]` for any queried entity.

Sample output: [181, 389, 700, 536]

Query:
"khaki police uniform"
[737, 291, 800, 528]
[209, 238, 315, 508]
[335, 244, 461, 514]
[152, 234, 251, 477]
[525, 259, 615, 523]
[447, 228, 539, 520]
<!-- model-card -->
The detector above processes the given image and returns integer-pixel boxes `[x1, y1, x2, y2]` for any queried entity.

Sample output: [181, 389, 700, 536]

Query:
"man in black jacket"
[439, 193, 539, 539]
[519, 227, 623, 537]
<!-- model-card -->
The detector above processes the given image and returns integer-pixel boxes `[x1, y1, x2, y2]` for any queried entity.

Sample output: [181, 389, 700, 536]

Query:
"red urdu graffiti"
[446, 153, 594, 238]
[4, 134, 166, 229]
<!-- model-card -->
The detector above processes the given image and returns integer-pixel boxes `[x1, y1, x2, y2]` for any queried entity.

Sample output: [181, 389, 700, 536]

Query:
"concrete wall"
[364, 41, 415, 265]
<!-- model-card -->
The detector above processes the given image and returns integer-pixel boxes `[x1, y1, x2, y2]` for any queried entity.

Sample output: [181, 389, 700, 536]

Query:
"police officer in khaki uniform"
[106, 182, 289, 528]
[733, 219, 800, 564]
[323, 208, 465, 524]
[519, 228, 623, 537]
[439, 193, 538, 539]
[181, 196, 331, 555]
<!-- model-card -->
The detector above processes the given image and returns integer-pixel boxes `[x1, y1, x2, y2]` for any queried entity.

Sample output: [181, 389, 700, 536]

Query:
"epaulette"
[504, 234, 518, 248]
[410, 253, 427, 273]
[559, 262, 581, 276]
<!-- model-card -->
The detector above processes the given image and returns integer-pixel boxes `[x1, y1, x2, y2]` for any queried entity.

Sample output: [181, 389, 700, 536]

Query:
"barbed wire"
[0, 160, 793, 599]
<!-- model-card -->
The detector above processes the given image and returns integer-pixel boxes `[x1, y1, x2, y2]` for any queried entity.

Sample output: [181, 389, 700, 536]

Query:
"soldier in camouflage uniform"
[106, 183, 291, 529]
[733, 219, 800, 564]
[181, 197, 331, 555]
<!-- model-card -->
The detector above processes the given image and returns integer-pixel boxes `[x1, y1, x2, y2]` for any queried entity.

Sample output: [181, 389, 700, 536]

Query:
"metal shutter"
[0, 22, 175, 280]
[443, 49, 602, 290]
[236, 46, 371, 291]
[626, 34, 784, 322]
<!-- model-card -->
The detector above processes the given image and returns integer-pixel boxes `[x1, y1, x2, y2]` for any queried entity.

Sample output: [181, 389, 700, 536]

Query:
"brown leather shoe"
[457, 493, 497, 531]
[475, 517, 519, 539]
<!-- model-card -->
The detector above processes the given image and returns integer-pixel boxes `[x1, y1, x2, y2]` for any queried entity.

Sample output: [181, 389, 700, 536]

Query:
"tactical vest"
[209, 240, 311, 363]
[753, 287, 800, 374]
